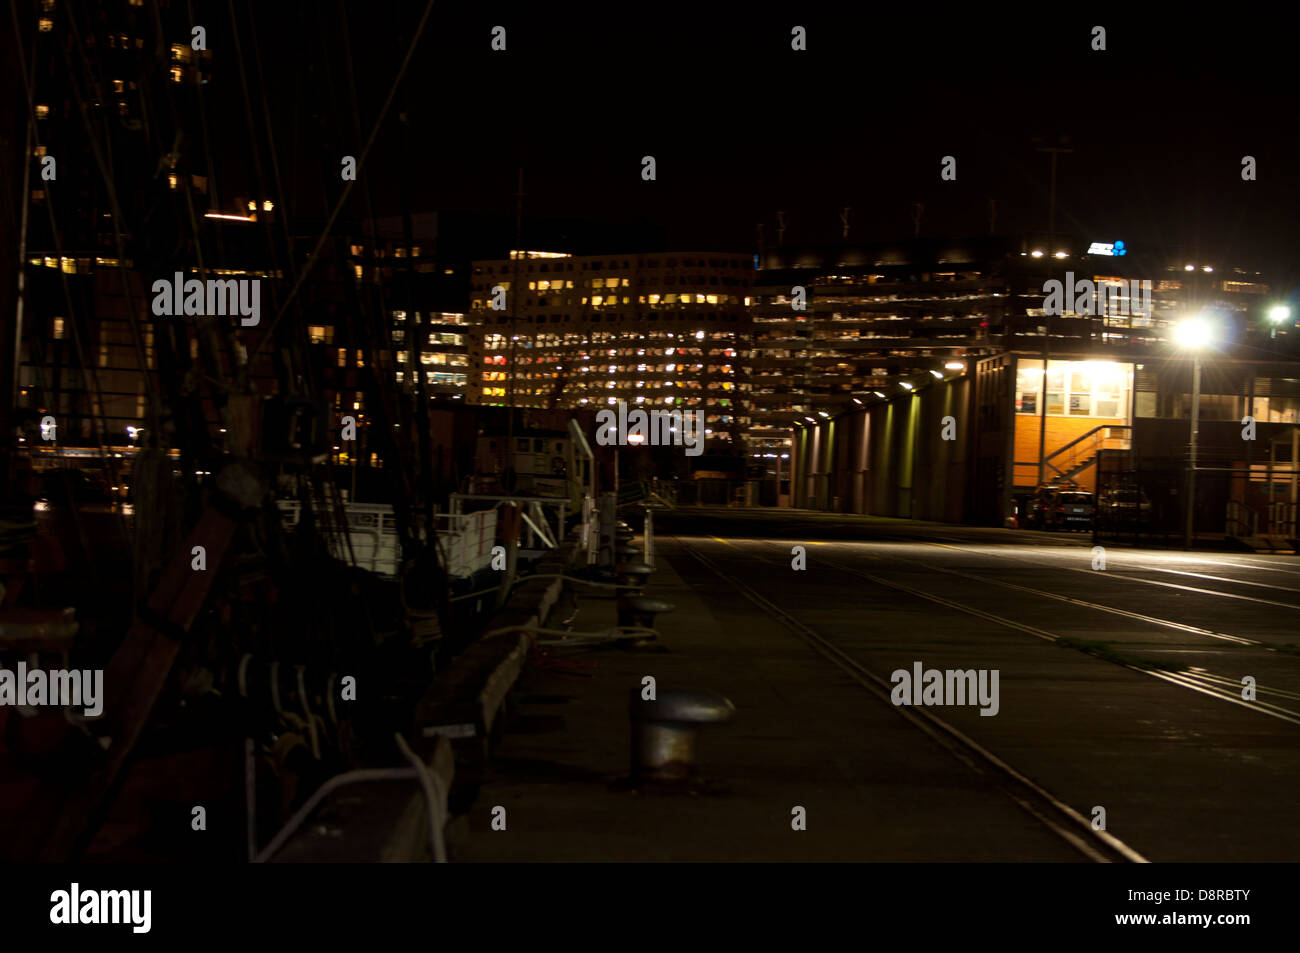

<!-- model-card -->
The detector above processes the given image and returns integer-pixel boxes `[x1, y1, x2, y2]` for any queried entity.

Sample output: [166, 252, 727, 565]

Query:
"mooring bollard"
[614, 561, 655, 590]
[617, 595, 674, 629]
[629, 690, 735, 782]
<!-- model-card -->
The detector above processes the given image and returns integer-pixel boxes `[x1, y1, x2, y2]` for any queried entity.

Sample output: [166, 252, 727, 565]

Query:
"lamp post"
[1173, 316, 1213, 550]
[1267, 305, 1291, 340]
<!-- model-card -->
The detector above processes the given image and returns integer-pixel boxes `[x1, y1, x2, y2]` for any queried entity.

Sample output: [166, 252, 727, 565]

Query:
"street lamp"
[1267, 304, 1291, 340]
[1173, 315, 1216, 549]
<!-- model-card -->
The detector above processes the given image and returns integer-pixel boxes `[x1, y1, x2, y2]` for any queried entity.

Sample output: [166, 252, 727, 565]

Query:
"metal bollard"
[614, 561, 655, 589]
[617, 595, 674, 629]
[629, 690, 735, 782]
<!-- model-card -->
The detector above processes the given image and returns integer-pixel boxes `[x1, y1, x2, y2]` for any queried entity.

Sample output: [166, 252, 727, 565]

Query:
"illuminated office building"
[468, 251, 752, 451]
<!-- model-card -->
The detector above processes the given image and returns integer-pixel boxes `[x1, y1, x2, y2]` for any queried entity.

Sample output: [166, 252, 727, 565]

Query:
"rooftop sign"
[1087, 240, 1127, 257]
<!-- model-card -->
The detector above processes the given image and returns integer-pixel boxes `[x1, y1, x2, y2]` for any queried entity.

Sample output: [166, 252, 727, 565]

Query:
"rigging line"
[225, 0, 289, 320]
[7, 13, 117, 582]
[57, 3, 161, 434]
[247, 0, 438, 365]
[11, 68, 34, 417]
[246, 2, 300, 286]
[176, 3, 236, 333]
[334, 1, 425, 554]
[134, 1, 249, 452]
[138, 4, 249, 417]
[9, 7, 120, 468]
[178, 0, 222, 215]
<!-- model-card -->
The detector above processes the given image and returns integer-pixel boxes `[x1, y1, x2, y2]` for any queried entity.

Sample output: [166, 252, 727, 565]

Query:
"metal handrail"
[1045, 425, 1131, 479]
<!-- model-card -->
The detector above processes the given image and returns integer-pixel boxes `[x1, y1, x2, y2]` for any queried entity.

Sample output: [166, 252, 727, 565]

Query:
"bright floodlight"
[1268, 305, 1291, 325]
[1173, 316, 1214, 349]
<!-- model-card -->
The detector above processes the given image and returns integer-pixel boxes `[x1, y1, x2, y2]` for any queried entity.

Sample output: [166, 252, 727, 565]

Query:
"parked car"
[1027, 484, 1095, 531]
[1097, 486, 1152, 532]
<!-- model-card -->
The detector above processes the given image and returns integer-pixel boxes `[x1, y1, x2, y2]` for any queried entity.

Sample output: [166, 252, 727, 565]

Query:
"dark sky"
[225, 2, 1300, 278]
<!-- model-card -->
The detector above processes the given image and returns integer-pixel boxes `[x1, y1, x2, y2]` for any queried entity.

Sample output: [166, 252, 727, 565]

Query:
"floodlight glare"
[1172, 316, 1214, 350]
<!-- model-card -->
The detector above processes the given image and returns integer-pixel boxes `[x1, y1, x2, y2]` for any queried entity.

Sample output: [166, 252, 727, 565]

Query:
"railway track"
[674, 537, 1151, 864]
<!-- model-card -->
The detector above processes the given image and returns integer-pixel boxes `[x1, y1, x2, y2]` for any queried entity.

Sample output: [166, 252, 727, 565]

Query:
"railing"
[1225, 500, 1297, 539]
[1225, 500, 1258, 539]
[279, 500, 499, 579]
[1045, 425, 1131, 481]
[1266, 500, 1297, 537]
[279, 501, 400, 576]
[433, 509, 498, 578]
[448, 494, 569, 558]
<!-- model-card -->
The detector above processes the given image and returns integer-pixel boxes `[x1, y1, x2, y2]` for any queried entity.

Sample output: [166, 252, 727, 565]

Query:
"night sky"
[219, 4, 1300, 277]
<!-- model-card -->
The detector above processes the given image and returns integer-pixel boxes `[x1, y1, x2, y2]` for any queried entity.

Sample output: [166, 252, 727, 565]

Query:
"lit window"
[38, 18, 53, 31]
[35, 104, 49, 119]
[170, 67, 183, 83]
[53, 317, 64, 339]
[168, 173, 178, 190]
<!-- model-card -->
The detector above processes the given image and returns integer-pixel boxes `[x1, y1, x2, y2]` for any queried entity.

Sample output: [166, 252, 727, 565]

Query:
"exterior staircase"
[1044, 425, 1132, 482]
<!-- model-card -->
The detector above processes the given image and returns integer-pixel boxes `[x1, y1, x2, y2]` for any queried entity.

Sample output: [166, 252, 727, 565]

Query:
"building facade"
[467, 251, 752, 452]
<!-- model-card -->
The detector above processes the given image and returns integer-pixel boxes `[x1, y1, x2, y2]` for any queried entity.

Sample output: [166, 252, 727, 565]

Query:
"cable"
[394, 732, 447, 864]
[250, 767, 420, 864]
[478, 621, 658, 645]
[248, 0, 438, 363]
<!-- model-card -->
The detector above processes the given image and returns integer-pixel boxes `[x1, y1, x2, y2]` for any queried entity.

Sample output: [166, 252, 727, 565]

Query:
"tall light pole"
[1174, 315, 1214, 550]
[1268, 304, 1291, 340]
[1034, 138, 1072, 488]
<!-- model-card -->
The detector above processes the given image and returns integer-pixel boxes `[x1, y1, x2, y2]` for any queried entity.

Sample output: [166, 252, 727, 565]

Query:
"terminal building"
[782, 237, 1299, 545]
